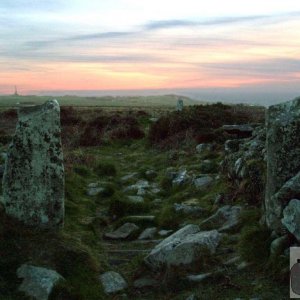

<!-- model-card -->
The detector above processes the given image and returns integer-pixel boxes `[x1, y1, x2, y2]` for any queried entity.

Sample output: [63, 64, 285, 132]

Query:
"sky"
[1, 0, 300, 103]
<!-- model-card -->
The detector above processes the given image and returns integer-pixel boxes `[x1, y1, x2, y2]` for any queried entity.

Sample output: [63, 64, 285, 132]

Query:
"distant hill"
[0, 94, 203, 108]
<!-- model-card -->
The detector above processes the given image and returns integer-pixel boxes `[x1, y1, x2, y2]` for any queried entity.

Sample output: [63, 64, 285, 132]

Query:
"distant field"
[0, 94, 202, 108]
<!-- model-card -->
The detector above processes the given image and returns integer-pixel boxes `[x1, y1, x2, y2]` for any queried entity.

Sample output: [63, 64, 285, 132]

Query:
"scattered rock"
[145, 170, 157, 180]
[99, 271, 128, 294]
[1, 100, 64, 228]
[172, 169, 190, 186]
[223, 256, 241, 266]
[200, 205, 242, 232]
[213, 194, 225, 206]
[158, 229, 173, 237]
[86, 183, 105, 196]
[282, 199, 300, 240]
[224, 139, 240, 153]
[196, 143, 213, 154]
[193, 176, 213, 189]
[17, 264, 64, 300]
[185, 294, 198, 300]
[156, 224, 200, 248]
[270, 235, 289, 255]
[133, 276, 158, 288]
[138, 227, 157, 240]
[104, 223, 140, 240]
[174, 203, 204, 216]
[186, 272, 212, 283]
[237, 261, 252, 270]
[124, 180, 150, 193]
[199, 160, 216, 173]
[127, 195, 144, 203]
[149, 117, 158, 122]
[145, 225, 221, 269]
[121, 173, 138, 183]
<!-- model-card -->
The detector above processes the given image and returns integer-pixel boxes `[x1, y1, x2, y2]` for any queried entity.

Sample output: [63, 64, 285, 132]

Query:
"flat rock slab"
[104, 223, 140, 240]
[1, 100, 64, 228]
[99, 271, 127, 294]
[17, 264, 63, 300]
[133, 276, 158, 288]
[193, 176, 213, 189]
[138, 227, 157, 240]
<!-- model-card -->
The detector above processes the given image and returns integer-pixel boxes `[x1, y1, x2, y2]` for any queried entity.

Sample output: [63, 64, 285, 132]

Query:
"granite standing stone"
[265, 98, 300, 231]
[1, 100, 64, 228]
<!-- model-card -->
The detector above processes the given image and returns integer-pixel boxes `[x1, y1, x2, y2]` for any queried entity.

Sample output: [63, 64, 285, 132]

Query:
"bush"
[73, 165, 91, 177]
[238, 224, 271, 266]
[148, 104, 265, 148]
[94, 162, 117, 177]
[108, 196, 149, 219]
[157, 204, 181, 229]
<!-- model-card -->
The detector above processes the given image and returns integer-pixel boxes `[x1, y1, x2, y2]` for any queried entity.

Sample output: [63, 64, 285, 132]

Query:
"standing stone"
[265, 97, 300, 231]
[176, 99, 184, 111]
[1, 100, 64, 228]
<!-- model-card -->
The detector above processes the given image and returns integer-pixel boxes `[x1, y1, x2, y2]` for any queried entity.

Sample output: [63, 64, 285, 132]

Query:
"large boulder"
[265, 98, 300, 231]
[145, 225, 221, 269]
[281, 199, 300, 240]
[1, 100, 64, 228]
[17, 264, 63, 300]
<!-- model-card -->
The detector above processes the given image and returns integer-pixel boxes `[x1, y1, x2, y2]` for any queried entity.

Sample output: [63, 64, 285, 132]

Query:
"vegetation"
[0, 100, 289, 299]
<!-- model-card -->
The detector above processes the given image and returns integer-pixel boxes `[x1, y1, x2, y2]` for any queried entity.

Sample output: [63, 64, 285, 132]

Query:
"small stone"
[270, 235, 289, 255]
[145, 170, 157, 179]
[158, 229, 173, 237]
[86, 183, 105, 196]
[138, 227, 157, 240]
[174, 203, 204, 216]
[196, 143, 213, 154]
[133, 276, 158, 288]
[223, 256, 241, 266]
[99, 271, 127, 294]
[104, 223, 140, 240]
[186, 294, 198, 300]
[186, 272, 212, 283]
[127, 195, 144, 203]
[193, 176, 213, 189]
[237, 261, 252, 270]
[224, 139, 240, 153]
[121, 173, 138, 183]
[172, 169, 190, 186]
[17, 264, 64, 300]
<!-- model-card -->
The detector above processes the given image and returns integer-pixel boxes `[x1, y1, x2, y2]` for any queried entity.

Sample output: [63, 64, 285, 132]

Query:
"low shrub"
[238, 224, 271, 266]
[108, 196, 149, 219]
[94, 162, 117, 177]
[157, 204, 181, 229]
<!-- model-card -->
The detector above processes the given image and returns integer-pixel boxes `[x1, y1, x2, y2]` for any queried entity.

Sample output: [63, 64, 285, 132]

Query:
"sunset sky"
[1, 0, 300, 99]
